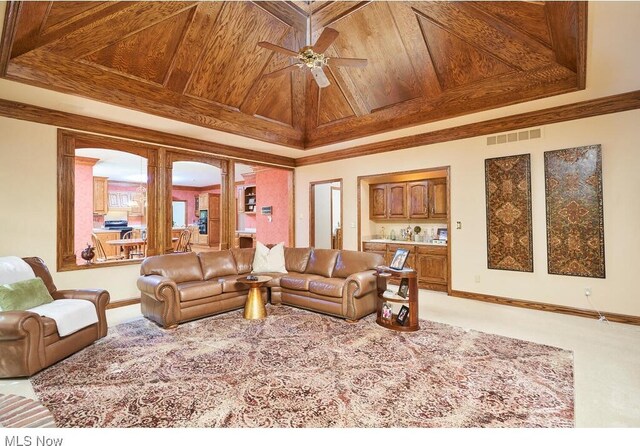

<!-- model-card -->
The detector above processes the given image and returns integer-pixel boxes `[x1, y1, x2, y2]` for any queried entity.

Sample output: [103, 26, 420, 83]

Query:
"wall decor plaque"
[544, 145, 605, 278]
[485, 154, 533, 272]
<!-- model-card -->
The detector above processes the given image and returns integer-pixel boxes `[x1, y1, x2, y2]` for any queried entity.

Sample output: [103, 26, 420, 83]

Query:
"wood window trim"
[166, 151, 231, 252]
[57, 130, 158, 272]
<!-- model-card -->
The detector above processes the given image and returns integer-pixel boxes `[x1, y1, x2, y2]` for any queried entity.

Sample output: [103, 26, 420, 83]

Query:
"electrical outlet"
[584, 287, 592, 297]
[456, 221, 462, 229]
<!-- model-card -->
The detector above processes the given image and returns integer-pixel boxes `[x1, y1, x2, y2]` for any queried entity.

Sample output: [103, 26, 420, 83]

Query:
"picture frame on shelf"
[397, 278, 409, 298]
[437, 228, 448, 241]
[389, 248, 409, 270]
[381, 302, 392, 320]
[396, 305, 410, 326]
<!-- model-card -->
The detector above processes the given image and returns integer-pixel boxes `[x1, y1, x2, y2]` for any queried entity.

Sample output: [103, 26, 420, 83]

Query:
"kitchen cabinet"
[107, 191, 143, 216]
[387, 183, 408, 219]
[369, 178, 447, 221]
[369, 185, 387, 219]
[362, 241, 448, 292]
[93, 177, 108, 215]
[94, 231, 119, 258]
[236, 186, 245, 213]
[198, 193, 208, 211]
[429, 178, 447, 219]
[234, 232, 256, 248]
[243, 185, 256, 213]
[407, 181, 429, 219]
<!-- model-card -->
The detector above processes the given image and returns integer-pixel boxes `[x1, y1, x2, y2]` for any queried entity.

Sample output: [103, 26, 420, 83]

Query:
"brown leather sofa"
[137, 248, 384, 328]
[0, 257, 110, 378]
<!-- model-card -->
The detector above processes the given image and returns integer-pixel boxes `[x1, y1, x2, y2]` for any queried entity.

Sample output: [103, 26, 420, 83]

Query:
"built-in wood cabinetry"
[243, 185, 256, 214]
[93, 177, 108, 215]
[94, 231, 119, 257]
[363, 242, 448, 292]
[198, 193, 209, 211]
[429, 178, 448, 219]
[369, 178, 447, 221]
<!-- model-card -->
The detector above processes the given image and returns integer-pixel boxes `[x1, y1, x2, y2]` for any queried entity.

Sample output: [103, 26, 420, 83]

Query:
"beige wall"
[0, 117, 141, 301]
[295, 110, 640, 317]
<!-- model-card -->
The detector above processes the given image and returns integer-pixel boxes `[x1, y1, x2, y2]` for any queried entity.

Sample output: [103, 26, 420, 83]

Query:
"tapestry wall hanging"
[544, 144, 605, 278]
[485, 154, 533, 272]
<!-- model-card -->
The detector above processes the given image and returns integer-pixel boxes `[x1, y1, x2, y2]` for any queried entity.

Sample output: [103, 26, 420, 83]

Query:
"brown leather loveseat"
[0, 257, 110, 378]
[137, 247, 384, 328]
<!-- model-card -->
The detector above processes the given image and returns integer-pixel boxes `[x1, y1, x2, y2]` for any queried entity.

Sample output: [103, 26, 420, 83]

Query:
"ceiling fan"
[258, 27, 367, 88]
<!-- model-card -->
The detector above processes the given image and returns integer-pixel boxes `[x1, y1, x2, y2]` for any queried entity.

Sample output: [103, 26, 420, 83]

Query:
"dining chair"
[91, 234, 124, 262]
[174, 230, 192, 253]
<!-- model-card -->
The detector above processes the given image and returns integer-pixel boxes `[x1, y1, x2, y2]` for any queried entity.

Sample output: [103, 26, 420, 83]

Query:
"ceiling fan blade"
[312, 27, 339, 53]
[311, 66, 330, 88]
[257, 41, 299, 58]
[329, 57, 368, 68]
[262, 64, 299, 79]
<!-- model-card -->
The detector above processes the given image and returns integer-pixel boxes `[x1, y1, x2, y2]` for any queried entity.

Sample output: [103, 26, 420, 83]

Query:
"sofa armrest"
[51, 289, 110, 338]
[0, 311, 46, 377]
[137, 275, 179, 328]
[344, 270, 378, 298]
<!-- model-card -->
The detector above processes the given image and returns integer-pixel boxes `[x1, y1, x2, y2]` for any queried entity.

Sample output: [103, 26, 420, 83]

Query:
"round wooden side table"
[237, 275, 272, 320]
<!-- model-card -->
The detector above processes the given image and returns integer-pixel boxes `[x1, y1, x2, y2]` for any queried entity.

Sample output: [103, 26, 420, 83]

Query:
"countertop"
[364, 238, 447, 246]
[236, 228, 256, 234]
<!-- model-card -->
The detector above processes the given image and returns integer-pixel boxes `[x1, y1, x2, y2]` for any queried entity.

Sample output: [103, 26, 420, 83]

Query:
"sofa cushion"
[41, 316, 58, 338]
[199, 251, 238, 280]
[308, 278, 346, 298]
[280, 273, 324, 291]
[284, 247, 312, 273]
[0, 278, 53, 311]
[332, 250, 385, 279]
[141, 252, 203, 283]
[252, 242, 287, 274]
[215, 275, 250, 293]
[231, 248, 255, 275]
[305, 249, 339, 278]
[176, 281, 223, 302]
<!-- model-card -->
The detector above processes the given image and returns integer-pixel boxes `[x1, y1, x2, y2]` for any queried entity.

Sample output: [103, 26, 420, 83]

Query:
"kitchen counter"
[365, 238, 447, 246]
[236, 228, 256, 234]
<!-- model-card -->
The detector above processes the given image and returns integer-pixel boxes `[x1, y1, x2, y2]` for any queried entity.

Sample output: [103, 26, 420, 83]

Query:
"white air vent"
[487, 128, 542, 146]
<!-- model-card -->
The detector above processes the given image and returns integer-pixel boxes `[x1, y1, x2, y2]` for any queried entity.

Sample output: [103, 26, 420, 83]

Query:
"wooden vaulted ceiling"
[0, 1, 586, 150]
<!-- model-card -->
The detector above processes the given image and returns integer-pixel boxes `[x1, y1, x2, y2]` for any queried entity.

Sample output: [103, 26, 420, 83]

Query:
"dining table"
[106, 237, 178, 259]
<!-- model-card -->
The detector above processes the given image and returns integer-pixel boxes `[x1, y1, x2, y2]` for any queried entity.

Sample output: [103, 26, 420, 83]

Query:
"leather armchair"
[0, 257, 110, 378]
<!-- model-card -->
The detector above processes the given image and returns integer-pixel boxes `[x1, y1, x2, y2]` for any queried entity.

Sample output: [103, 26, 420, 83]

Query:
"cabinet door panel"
[429, 178, 447, 219]
[417, 254, 448, 284]
[387, 183, 408, 219]
[407, 181, 429, 219]
[369, 184, 387, 219]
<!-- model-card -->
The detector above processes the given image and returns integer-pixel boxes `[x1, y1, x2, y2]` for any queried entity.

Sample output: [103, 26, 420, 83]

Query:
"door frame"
[309, 178, 343, 249]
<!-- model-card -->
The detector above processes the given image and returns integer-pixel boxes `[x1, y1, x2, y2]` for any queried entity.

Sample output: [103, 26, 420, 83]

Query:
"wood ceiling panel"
[419, 15, 513, 90]
[1, 1, 587, 149]
[255, 74, 294, 126]
[327, 1, 423, 111]
[411, 1, 555, 71]
[186, 1, 291, 109]
[82, 9, 193, 85]
[316, 67, 356, 125]
[165, 2, 226, 94]
[470, 1, 552, 48]
[43, 2, 106, 32]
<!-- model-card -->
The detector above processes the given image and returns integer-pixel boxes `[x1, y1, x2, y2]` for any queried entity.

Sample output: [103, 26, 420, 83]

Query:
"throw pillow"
[251, 242, 288, 274]
[0, 277, 54, 312]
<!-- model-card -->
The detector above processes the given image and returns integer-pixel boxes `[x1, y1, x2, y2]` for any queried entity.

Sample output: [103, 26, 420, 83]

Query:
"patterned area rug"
[31, 306, 574, 427]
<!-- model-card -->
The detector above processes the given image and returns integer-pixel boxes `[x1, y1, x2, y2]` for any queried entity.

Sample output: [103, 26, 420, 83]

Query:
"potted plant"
[413, 226, 422, 242]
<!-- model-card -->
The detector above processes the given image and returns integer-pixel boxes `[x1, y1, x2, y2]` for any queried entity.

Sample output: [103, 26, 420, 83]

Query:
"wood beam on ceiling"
[0, 98, 296, 167]
[295, 90, 640, 166]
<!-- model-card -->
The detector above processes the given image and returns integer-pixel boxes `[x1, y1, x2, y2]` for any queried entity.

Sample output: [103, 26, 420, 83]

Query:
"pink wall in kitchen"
[74, 161, 94, 263]
[172, 186, 220, 226]
[255, 168, 291, 246]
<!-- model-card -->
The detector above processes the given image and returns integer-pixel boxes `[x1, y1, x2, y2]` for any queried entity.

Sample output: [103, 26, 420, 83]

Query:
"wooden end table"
[374, 267, 419, 332]
[237, 275, 272, 320]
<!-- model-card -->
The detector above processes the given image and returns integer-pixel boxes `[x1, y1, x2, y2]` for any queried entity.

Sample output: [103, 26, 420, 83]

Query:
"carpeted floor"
[31, 306, 574, 427]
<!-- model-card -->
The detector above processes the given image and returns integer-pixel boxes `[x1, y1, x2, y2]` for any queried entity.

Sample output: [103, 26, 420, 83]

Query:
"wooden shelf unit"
[243, 185, 256, 213]
[375, 267, 419, 332]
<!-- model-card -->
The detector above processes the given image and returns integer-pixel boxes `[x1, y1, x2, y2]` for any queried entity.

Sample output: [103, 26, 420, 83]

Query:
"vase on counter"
[80, 243, 95, 265]
[389, 229, 396, 240]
